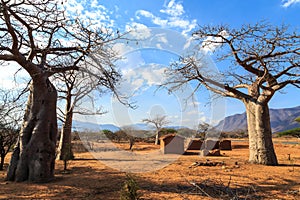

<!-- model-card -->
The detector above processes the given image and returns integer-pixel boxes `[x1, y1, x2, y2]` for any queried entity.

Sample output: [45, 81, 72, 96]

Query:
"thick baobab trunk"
[56, 108, 74, 161]
[245, 101, 278, 165]
[6, 79, 58, 182]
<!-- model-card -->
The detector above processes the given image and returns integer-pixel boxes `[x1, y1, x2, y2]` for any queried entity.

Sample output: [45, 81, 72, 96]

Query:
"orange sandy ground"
[0, 138, 299, 200]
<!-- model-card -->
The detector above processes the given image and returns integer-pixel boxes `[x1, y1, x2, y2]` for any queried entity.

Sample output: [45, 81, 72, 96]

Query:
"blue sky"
[1, 0, 300, 129]
[69, 0, 299, 129]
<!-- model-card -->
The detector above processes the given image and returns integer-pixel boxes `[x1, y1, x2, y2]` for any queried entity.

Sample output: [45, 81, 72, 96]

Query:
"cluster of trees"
[277, 117, 300, 138]
[99, 127, 177, 150]
[0, 0, 299, 183]
[0, 89, 22, 171]
[0, 0, 124, 182]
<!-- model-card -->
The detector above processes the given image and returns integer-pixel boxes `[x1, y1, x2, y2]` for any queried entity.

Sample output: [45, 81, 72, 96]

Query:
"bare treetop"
[142, 115, 170, 145]
[142, 115, 170, 130]
[0, 0, 122, 79]
[166, 22, 299, 103]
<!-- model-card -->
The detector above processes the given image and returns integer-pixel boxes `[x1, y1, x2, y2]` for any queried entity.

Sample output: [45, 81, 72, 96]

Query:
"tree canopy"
[163, 22, 300, 165]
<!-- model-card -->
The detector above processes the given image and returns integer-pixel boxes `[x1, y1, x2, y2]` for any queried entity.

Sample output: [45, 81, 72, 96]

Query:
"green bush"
[278, 128, 300, 138]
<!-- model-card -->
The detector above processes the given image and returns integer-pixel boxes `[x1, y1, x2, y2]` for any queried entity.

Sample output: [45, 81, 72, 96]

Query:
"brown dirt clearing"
[1, 138, 300, 200]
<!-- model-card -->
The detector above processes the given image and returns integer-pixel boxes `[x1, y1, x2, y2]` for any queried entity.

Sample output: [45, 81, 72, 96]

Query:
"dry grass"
[0, 138, 299, 200]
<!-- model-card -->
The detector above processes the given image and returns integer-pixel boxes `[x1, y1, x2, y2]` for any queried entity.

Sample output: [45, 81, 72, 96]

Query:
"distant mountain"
[72, 120, 120, 132]
[99, 124, 121, 132]
[166, 125, 189, 130]
[70, 121, 187, 132]
[71, 120, 99, 132]
[215, 106, 300, 133]
[128, 124, 189, 131]
[128, 123, 154, 131]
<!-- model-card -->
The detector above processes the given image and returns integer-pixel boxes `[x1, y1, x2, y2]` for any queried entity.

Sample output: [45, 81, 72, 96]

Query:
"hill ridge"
[215, 106, 300, 133]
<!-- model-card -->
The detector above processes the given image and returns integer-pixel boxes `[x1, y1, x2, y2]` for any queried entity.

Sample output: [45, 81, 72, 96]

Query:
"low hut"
[187, 139, 203, 150]
[219, 139, 232, 150]
[204, 139, 219, 150]
[160, 134, 185, 154]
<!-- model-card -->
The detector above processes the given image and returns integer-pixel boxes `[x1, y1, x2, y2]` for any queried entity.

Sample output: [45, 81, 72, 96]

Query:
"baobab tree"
[55, 69, 110, 162]
[142, 115, 170, 145]
[0, 0, 122, 182]
[164, 22, 300, 165]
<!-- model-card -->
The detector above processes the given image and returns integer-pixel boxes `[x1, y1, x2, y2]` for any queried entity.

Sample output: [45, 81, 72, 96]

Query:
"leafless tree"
[163, 22, 300, 165]
[0, 89, 22, 170]
[54, 69, 110, 162]
[197, 122, 210, 139]
[142, 115, 170, 145]
[0, 0, 124, 182]
[121, 126, 138, 150]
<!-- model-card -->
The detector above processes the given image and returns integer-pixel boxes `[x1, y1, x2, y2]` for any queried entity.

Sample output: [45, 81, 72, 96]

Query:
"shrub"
[278, 128, 300, 138]
[120, 174, 140, 200]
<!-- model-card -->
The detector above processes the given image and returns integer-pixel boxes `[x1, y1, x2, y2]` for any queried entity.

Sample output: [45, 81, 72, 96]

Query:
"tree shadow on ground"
[138, 178, 264, 199]
[137, 176, 300, 200]
[1, 159, 299, 200]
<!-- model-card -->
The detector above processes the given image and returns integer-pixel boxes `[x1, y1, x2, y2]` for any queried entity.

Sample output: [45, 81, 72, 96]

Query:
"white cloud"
[202, 30, 228, 53]
[186, 110, 199, 116]
[112, 43, 128, 55]
[156, 43, 163, 49]
[135, 0, 197, 35]
[131, 78, 145, 89]
[140, 66, 167, 86]
[117, 64, 167, 97]
[156, 34, 168, 44]
[188, 101, 201, 107]
[90, 0, 98, 8]
[160, 0, 184, 17]
[282, 0, 300, 7]
[198, 116, 207, 123]
[64, 0, 115, 29]
[125, 22, 152, 40]
[0, 63, 29, 90]
[137, 10, 154, 18]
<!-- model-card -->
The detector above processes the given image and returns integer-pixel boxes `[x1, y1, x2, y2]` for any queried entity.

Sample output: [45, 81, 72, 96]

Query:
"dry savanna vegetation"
[0, 1, 300, 200]
[1, 138, 299, 200]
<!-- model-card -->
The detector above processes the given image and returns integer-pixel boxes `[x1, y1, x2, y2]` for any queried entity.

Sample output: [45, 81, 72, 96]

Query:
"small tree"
[121, 126, 139, 150]
[142, 115, 170, 145]
[55, 69, 109, 162]
[196, 122, 210, 139]
[103, 129, 115, 140]
[0, 126, 18, 171]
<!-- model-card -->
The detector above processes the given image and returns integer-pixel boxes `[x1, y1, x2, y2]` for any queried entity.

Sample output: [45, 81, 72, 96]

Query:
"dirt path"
[0, 139, 299, 199]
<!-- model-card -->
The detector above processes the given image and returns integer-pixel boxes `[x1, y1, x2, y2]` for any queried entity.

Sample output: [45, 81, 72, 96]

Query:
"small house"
[204, 139, 220, 150]
[219, 139, 232, 150]
[187, 139, 203, 150]
[160, 134, 185, 154]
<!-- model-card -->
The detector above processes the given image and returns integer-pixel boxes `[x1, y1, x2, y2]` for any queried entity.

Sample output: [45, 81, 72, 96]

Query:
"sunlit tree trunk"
[56, 93, 74, 161]
[6, 80, 58, 182]
[245, 101, 278, 165]
[155, 130, 160, 145]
